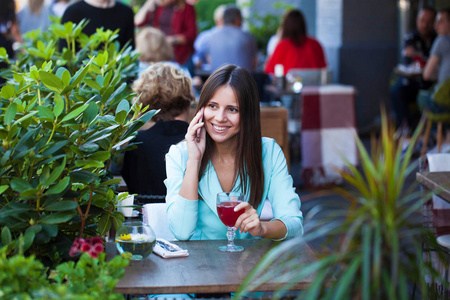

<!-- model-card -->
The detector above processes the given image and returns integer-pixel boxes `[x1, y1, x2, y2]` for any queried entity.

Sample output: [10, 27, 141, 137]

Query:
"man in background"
[199, 5, 257, 73]
[193, 4, 226, 71]
[391, 6, 437, 134]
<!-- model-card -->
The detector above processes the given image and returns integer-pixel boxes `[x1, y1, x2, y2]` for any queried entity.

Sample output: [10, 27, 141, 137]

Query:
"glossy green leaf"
[39, 71, 63, 93]
[111, 211, 125, 232]
[74, 159, 104, 168]
[70, 57, 93, 86]
[112, 135, 134, 150]
[116, 99, 130, 114]
[60, 103, 88, 122]
[88, 151, 111, 161]
[44, 157, 66, 187]
[15, 111, 38, 124]
[105, 82, 126, 106]
[20, 189, 39, 197]
[0, 47, 7, 57]
[37, 106, 55, 121]
[1, 85, 15, 99]
[69, 170, 96, 183]
[84, 79, 101, 90]
[114, 110, 127, 124]
[45, 177, 70, 195]
[41, 223, 58, 237]
[79, 142, 99, 152]
[53, 94, 65, 117]
[83, 101, 99, 124]
[44, 199, 78, 211]
[0, 185, 8, 194]
[99, 178, 122, 186]
[21, 229, 37, 252]
[42, 140, 70, 156]
[4, 102, 17, 125]
[97, 213, 112, 235]
[10, 178, 33, 192]
[40, 211, 76, 224]
[56, 67, 71, 87]
[30, 66, 39, 80]
[1, 226, 12, 245]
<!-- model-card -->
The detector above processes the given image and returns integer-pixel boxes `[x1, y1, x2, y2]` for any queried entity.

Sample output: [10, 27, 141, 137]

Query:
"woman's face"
[203, 85, 240, 145]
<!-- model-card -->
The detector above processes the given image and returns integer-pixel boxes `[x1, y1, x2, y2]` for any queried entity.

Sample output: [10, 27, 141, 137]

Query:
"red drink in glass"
[217, 201, 244, 227]
[216, 192, 245, 252]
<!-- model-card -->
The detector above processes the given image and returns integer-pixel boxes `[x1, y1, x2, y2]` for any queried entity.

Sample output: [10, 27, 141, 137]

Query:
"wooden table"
[107, 239, 317, 294]
[416, 171, 450, 204]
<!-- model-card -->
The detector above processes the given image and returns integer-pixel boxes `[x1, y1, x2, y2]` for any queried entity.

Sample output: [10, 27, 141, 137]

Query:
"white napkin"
[153, 238, 189, 258]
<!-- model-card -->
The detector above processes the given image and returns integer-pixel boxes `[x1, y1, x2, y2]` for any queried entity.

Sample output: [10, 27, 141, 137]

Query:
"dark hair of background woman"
[281, 9, 307, 46]
[0, 0, 16, 27]
[196, 64, 264, 208]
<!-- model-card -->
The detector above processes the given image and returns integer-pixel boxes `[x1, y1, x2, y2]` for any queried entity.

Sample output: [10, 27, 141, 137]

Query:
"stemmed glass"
[216, 192, 245, 252]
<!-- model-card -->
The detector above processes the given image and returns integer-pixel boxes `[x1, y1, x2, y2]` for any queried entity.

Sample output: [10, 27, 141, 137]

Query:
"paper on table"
[153, 238, 189, 258]
[426, 154, 450, 233]
[426, 154, 450, 210]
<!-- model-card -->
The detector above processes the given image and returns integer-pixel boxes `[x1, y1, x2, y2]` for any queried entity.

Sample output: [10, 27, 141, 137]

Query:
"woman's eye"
[229, 107, 238, 113]
[208, 104, 216, 109]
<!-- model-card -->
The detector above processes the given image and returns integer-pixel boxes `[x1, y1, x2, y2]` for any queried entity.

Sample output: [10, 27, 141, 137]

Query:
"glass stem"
[226, 227, 236, 248]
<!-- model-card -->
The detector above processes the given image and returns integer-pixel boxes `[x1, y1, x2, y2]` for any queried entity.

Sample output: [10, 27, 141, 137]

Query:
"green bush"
[0, 19, 156, 267]
[0, 246, 128, 299]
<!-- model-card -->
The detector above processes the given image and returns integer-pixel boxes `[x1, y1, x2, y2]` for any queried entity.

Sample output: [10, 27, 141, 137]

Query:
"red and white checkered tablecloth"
[300, 85, 358, 187]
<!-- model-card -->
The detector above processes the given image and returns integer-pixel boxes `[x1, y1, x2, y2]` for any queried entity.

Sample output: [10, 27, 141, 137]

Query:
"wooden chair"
[419, 80, 450, 157]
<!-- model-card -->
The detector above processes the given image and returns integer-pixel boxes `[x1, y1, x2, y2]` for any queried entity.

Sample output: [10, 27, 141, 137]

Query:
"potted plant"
[235, 111, 448, 299]
[0, 19, 157, 268]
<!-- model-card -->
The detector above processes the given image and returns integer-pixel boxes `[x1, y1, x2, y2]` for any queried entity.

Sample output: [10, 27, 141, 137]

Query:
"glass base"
[218, 245, 244, 252]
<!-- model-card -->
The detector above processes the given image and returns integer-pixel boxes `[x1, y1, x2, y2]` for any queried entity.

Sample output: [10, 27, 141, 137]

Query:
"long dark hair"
[281, 9, 307, 46]
[0, 0, 16, 29]
[196, 64, 264, 208]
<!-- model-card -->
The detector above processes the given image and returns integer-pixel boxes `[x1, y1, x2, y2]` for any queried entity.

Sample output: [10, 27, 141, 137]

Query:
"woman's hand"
[234, 202, 264, 237]
[185, 108, 206, 162]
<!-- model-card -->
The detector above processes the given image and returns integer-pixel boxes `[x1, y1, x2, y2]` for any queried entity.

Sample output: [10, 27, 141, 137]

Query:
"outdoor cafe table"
[416, 171, 450, 204]
[106, 239, 317, 295]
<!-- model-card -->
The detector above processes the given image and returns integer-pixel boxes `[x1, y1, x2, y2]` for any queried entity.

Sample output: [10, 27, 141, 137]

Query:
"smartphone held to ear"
[196, 113, 203, 143]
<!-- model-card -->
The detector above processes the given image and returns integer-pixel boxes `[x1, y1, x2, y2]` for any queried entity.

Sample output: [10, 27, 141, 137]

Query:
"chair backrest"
[286, 68, 332, 86]
[143, 203, 176, 241]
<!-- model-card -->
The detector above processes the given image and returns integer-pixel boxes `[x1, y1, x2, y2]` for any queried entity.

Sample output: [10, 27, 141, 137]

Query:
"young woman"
[165, 64, 303, 241]
[134, 0, 197, 73]
[265, 9, 327, 75]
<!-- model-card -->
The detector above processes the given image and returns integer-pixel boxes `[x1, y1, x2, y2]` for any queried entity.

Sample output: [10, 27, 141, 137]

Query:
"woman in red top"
[135, 0, 197, 73]
[265, 9, 326, 75]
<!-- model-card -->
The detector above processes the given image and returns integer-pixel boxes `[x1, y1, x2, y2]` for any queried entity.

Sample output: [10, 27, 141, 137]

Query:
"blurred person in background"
[61, 0, 135, 49]
[121, 62, 194, 199]
[423, 7, 450, 85]
[265, 9, 326, 75]
[134, 0, 197, 75]
[0, 0, 22, 84]
[135, 26, 185, 77]
[17, 0, 53, 35]
[390, 6, 437, 134]
[51, 0, 70, 17]
[192, 4, 226, 70]
[198, 5, 257, 73]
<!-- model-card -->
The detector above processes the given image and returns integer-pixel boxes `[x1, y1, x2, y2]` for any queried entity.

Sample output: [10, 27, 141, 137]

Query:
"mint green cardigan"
[164, 138, 303, 241]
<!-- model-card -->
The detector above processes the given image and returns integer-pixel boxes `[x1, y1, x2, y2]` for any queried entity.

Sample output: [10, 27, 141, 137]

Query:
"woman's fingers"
[187, 109, 204, 141]
[234, 203, 260, 234]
